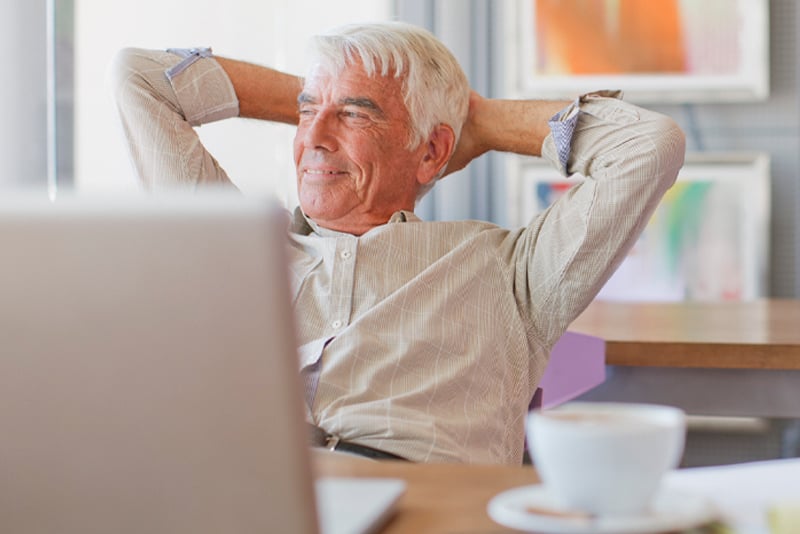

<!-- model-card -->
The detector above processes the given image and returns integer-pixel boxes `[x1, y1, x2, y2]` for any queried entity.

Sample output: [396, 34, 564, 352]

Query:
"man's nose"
[303, 111, 338, 151]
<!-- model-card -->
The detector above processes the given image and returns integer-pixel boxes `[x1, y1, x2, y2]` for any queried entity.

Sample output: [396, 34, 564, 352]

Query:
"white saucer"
[487, 485, 718, 534]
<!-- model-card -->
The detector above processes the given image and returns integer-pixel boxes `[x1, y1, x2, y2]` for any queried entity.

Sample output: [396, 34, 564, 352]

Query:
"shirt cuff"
[546, 90, 624, 175]
[165, 46, 239, 126]
[166, 47, 213, 80]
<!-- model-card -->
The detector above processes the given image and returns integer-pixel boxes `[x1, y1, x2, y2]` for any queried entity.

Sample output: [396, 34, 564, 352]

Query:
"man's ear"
[416, 124, 456, 186]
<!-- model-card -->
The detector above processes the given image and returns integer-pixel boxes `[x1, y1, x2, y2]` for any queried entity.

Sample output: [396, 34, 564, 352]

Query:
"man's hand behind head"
[442, 91, 489, 177]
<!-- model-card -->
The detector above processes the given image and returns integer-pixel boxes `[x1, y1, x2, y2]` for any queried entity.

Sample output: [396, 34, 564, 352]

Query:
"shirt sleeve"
[109, 47, 239, 189]
[510, 94, 686, 347]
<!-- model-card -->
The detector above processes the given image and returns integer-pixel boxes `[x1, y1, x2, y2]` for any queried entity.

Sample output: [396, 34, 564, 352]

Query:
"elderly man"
[111, 22, 684, 464]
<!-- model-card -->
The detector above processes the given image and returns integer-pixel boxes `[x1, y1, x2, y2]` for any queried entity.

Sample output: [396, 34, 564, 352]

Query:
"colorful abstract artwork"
[519, 155, 770, 301]
[510, 0, 769, 102]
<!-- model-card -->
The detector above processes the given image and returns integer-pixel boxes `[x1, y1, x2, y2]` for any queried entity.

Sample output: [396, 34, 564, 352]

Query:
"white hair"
[307, 22, 471, 196]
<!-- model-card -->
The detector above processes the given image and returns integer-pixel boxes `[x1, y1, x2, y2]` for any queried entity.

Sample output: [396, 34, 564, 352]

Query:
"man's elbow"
[612, 108, 686, 193]
[650, 114, 686, 191]
[107, 48, 160, 109]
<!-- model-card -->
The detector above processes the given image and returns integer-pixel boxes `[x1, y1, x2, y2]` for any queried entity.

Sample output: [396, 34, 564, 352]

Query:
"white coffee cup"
[526, 402, 686, 516]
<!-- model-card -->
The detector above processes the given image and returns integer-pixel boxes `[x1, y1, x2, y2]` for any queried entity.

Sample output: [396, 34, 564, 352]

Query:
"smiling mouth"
[304, 169, 348, 178]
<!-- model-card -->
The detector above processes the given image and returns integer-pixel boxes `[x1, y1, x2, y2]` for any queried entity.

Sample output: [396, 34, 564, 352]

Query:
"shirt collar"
[289, 207, 420, 237]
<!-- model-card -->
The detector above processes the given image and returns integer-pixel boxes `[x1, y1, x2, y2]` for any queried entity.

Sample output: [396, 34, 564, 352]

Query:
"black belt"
[307, 424, 408, 461]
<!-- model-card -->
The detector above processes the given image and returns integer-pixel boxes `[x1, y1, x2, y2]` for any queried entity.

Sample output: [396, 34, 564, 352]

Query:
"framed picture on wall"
[509, 153, 771, 301]
[504, 0, 770, 102]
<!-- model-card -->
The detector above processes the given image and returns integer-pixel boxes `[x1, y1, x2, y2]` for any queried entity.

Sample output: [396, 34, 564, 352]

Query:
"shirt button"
[340, 250, 352, 259]
[331, 320, 343, 329]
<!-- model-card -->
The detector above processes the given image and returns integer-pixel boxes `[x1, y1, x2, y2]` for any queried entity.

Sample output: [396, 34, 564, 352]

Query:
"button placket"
[329, 238, 356, 335]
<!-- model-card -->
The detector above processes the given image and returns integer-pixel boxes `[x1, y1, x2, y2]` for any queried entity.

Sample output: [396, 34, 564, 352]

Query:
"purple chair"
[530, 331, 606, 410]
[523, 331, 606, 464]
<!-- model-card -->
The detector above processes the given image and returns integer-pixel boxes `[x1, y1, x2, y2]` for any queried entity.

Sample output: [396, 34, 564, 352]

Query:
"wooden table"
[314, 451, 799, 534]
[570, 299, 800, 370]
[313, 450, 538, 534]
[567, 299, 800, 420]
[313, 452, 733, 534]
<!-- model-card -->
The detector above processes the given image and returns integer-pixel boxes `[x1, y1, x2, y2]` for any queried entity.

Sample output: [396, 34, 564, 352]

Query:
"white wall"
[75, 0, 391, 205]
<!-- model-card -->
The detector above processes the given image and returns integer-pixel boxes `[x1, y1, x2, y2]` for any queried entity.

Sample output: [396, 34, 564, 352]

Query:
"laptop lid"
[0, 193, 318, 534]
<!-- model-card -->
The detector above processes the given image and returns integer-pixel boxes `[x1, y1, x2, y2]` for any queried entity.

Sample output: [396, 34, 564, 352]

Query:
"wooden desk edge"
[604, 341, 800, 370]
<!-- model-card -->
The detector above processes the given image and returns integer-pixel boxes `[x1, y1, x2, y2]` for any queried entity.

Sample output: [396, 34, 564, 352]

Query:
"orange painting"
[533, 0, 740, 76]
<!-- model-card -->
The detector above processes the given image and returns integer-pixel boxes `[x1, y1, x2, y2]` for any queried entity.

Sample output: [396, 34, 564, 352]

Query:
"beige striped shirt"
[111, 48, 685, 464]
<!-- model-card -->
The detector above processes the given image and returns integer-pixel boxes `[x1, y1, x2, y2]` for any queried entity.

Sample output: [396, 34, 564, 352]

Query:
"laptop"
[0, 192, 403, 534]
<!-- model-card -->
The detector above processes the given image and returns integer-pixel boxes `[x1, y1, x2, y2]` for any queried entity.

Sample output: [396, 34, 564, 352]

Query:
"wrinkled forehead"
[302, 60, 406, 104]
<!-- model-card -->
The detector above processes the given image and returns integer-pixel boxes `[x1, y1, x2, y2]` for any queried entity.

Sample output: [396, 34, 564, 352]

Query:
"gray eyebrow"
[297, 92, 315, 105]
[297, 93, 384, 117]
[340, 97, 383, 116]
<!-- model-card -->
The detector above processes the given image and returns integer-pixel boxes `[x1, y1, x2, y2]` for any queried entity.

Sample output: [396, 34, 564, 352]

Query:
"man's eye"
[342, 110, 369, 121]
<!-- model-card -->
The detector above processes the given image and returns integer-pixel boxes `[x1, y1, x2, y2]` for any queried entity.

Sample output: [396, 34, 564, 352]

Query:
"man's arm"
[445, 92, 570, 176]
[486, 93, 686, 347]
[111, 49, 302, 188]
[214, 57, 301, 124]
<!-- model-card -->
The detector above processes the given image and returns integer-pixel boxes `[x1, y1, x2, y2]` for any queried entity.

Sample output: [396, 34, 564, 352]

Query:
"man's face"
[293, 61, 430, 235]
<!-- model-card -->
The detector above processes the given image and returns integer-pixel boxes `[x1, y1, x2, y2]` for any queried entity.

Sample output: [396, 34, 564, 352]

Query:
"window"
[1, 0, 73, 193]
